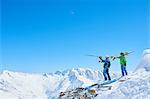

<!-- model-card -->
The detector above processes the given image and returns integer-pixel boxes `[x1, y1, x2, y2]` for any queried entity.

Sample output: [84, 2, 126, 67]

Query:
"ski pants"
[121, 65, 128, 76]
[103, 68, 111, 80]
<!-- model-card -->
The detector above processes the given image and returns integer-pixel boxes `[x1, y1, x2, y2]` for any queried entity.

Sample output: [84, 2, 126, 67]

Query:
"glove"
[110, 56, 114, 59]
[112, 57, 116, 60]
[99, 56, 102, 59]
[125, 52, 129, 55]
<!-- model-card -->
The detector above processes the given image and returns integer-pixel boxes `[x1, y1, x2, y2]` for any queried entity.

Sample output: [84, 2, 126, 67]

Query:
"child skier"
[99, 56, 111, 81]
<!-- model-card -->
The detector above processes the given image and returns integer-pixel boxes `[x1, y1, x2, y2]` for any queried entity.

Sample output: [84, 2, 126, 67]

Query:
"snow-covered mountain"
[0, 68, 107, 99]
[0, 49, 150, 99]
[95, 49, 150, 99]
[95, 69, 150, 99]
[136, 49, 150, 71]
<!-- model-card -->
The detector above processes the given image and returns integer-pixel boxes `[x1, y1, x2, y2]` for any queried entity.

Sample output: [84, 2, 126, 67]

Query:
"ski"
[85, 54, 100, 57]
[113, 51, 134, 60]
[118, 77, 130, 82]
[83, 76, 122, 91]
[86, 54, 115, 59]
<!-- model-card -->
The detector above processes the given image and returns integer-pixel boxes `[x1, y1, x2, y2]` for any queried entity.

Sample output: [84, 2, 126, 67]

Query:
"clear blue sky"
[1, 0, 149, 73]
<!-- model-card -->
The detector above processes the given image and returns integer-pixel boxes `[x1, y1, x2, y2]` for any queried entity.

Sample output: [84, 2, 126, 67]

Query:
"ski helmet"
[120, 52, 124, 55]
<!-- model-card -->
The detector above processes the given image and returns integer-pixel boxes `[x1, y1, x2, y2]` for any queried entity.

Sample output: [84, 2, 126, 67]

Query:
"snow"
[0, 49, 150, 99]
[95, 70, 150, 99]
[0, 68, 104, 99]
[0, 70, 60, 99]
[0, 90, 19, 99]
[95, 49, 150, 99]
[136, 49, 150, 71]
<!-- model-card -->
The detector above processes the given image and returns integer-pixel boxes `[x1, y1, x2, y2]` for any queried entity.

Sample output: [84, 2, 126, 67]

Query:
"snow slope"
[136, 49, 150, 71]
[95, 70, 150, 99]
[0, 68, 107, 99]
[0, 49, 150, 99]
[95, 49, 150, 99]
[0, 70, 60, 99]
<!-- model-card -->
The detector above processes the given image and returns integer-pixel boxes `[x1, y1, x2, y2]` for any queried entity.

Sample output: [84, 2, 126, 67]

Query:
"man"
[116, 52, 128, 76]
[99, 56, 111, 81]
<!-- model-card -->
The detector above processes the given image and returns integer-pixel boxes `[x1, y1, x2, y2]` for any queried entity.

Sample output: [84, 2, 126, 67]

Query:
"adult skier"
[99, 56, 111, 81]
[115, 52, 128, 76]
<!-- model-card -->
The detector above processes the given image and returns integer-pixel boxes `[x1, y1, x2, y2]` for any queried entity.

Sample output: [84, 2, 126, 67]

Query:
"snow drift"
[95, 69, 150, 99]
[136, 49, 150, 71]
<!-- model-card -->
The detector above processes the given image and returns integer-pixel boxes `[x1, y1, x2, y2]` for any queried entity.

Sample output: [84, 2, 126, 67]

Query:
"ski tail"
[85, 54, 100, 57]
[84, 83, 98, 90]
[127, 51, 134, 55]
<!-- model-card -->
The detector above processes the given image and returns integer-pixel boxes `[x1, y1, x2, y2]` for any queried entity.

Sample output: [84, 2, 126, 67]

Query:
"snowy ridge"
[0, 49, 150, 99]
[95, 49, 150, 99]
[0, 68, 106, 99]
[136, 49, 150, 71]
[0, 70, 59, 99]
[95, 70, 150, 99]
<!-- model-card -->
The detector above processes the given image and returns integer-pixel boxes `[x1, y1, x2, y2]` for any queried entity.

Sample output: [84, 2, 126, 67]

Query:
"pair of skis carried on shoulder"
[86, 51, 134, 60]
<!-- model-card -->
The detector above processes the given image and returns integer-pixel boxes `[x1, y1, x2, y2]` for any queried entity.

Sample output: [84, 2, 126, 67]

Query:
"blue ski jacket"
[99, 58, 111, 69]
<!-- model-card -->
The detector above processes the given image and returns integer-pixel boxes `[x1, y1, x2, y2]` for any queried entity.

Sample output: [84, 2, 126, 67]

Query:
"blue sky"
[1, 0, 149, 73]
